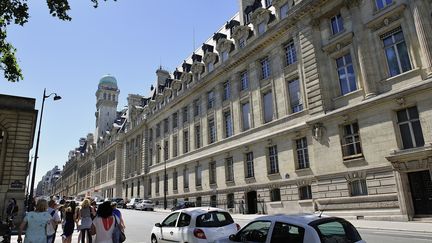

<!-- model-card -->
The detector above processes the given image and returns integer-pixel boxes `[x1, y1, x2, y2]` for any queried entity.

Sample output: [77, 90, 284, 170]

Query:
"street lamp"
[28, 89, 61, 211]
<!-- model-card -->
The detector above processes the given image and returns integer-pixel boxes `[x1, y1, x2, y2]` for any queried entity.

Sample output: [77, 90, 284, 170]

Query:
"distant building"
[35, 166, 61, 197]
[0, 94, 37, 221]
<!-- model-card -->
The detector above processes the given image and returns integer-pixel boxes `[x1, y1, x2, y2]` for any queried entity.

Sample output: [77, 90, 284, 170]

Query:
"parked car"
[111, 197, 125, 208]
[126, 198, 142, 209]
[135, 200, 154, 211]
[151, 207, 240, 243]
[220, 213, 366, 243]
[171, 201, 196, 211]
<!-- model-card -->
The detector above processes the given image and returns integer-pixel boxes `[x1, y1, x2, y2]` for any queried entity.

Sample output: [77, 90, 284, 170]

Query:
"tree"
[0, 0, 115, 82]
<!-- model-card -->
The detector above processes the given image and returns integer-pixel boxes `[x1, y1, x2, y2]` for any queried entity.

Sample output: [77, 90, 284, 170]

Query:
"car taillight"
[193, 229, 206, 239]
[236, 223, 241, 231]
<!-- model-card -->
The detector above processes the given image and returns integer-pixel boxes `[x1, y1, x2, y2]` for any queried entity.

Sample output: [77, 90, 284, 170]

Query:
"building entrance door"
[408, 170, 432, 215]
[246, 191, 257, 214]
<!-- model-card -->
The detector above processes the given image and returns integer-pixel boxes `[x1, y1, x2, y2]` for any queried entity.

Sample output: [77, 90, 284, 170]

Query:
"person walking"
[91, 201, 121, 243]
[47, 200, 61, 243]
[76, 199, 93, 243]
[111, 202, 125, 230]
[17, 199, 53, 243]
[62, 201, 76, 243]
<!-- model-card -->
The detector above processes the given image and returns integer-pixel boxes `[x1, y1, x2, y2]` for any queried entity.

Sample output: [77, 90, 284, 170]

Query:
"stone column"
[349, 2, 377, 98]
[411, 0, 432, 76]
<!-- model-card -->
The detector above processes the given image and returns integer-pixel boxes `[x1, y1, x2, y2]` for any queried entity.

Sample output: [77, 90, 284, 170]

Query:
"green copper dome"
[99, 75, 118, 89]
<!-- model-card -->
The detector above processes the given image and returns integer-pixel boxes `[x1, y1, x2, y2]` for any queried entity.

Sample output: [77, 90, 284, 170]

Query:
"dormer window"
[258, 22, 266, 35]
[245, 11, 253, 25]
[279, 3, 289, 19]
[239, 37, 246, 49]
[221, 51, 229, 62]
[207, 62, 214, 72]
[330, 14, 344, 35]
[376, 0, 393, 10]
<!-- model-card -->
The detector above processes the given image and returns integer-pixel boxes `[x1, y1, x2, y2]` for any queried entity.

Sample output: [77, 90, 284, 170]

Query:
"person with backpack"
[47, 200, 61, 243]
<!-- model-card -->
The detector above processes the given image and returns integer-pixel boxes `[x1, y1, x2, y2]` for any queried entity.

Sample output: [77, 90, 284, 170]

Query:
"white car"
[135, 200, 154, 211]
[220, 213, 366, 243]
[126, 198, 142, 209]
[151, 207, 240, 243]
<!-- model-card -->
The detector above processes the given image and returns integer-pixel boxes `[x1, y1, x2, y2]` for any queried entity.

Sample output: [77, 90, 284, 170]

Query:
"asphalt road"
[119, 209, 432, 243]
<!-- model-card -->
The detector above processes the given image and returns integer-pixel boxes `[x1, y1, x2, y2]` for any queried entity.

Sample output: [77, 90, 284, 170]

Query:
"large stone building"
[58, 0, 432, 221]
[0, 94, 37, 221]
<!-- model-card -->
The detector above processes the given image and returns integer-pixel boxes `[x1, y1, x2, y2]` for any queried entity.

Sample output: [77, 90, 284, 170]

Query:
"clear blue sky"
[1, 0, 238, 184]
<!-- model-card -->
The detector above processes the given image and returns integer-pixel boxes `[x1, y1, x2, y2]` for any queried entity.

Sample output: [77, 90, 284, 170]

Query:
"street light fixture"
[28, 88, 61, 211]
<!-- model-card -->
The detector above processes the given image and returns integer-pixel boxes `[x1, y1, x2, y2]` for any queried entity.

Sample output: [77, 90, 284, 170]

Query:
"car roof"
[253, 213, 334, 226]
[174, 207, 229, 216]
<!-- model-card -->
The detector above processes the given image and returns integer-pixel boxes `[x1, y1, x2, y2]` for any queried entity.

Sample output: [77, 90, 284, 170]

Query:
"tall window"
[245, 152, 254, 178]
[155, 175, 160, 194]
[330, 14, 344, 35]
[182, 106, 188, 124]
[263, 91, 274, 123]
[173, 171, 178, 191]
[137, 180, 140, 197]
[268, 145, 279, 174]
[226, 157, 234, 182]
[397, 107, 424, 149]
[336, 53, 357, 95]
[207, 90, 215, 109]
[207, 62, 214, 72]
[223, 81, 231, 101]
[288, 79, 303, 113]
[349, 179, 368, 196]
[148, 178, 152, 196]
[156, 123, 161, 138]
[209, 161, 217, 185]
[164, 140, 169, 161]
[148, 128, 153, 142]
[224, 111, 233, 138]
[239, 37, 246, 49]
[221, 51, 229, 62]
[227, 193, 235, 209]
[195, 164, 202, 187]
[240, 70, 249, 91]
[172, 135, 178, 157]
[183, 130, 189, 153]
[296, 137, 309, 169]
[164, 118, 169, 135]
[195, 125, 201, 149]
[383, 28, 411, 77]
[285, 40, 297, 66]
[280, 3, 289, 19]
[183, 168, 189, 189]
[270, 188, 281, 201]
[193, 99, 200, 117]
[156, 145, 161, 164]
[208, 118, 216, 144]
[148, 147, 153, 166]
[299, 185, 312, 200]
[341, 123, 363, 158]
[172, 112, 178, 129]
[261, 57, 271, 79]
[242, 102, 251, 131]
[376, 0, 393, 10]
[131, 182, 134, 197]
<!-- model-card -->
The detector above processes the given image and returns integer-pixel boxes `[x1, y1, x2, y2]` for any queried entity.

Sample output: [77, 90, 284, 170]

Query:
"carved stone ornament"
[171, 79, 182, 90]
[366, 4, 406, 31]
[148, 99, 156, 109]
[216, 38, 234, 53]
[232, 25, 251, 41]
[155, 92, 164, 103]
[203, 52, 218, 65]
[395, 97, 406, 106]
[180, 72, 193, 83]
[191, 62, 205, 75]
[251, 7, 271, 26]
[344, 171, 367, 181]
[312, 123, 325, 141]
[163, 87, 172, 98]
[322, 32, 354, 55]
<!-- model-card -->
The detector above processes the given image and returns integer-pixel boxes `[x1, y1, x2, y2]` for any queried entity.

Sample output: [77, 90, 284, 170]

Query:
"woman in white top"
[91, 201, 117, 243]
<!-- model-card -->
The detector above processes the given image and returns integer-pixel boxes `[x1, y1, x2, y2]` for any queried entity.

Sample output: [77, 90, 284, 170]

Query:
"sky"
[1, 0, 238, 184]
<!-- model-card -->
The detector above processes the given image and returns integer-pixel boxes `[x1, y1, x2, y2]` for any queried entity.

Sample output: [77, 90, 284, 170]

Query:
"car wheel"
[151, 235, 157, 243]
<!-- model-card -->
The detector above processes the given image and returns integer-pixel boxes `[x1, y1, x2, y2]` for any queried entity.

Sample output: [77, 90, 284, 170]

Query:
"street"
[7, 208, 432, 243]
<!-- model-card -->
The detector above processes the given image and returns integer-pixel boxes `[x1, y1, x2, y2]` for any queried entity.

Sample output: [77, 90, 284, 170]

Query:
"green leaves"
[0, 0, 117, 82]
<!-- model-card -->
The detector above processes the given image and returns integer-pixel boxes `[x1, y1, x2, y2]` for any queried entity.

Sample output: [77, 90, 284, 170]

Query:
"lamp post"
[28, 88, 61, 211]
[163, 146, 167, 210]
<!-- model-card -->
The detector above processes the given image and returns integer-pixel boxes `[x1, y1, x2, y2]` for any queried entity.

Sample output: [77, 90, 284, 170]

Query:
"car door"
[234, 220, 272, 242]
[160, 212, 180, 242]
[270, 222, 305, 243]
[176, 213, 192, 242]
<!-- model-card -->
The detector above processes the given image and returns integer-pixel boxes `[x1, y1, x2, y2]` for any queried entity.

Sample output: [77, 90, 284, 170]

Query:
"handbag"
[112, 216, 126, 243]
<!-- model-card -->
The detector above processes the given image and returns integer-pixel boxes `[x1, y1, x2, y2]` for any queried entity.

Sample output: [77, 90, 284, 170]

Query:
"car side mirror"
[155, 223, 162, 227]
[229, 234, 238, 242]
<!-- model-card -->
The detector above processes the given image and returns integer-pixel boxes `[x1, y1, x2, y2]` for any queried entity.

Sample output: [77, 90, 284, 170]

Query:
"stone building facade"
[0, 94, 37, 221]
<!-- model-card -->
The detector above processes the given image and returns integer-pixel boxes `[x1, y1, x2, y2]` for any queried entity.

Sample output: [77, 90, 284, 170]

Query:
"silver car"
[135, 200, 154, 211]
[220, 213, 366, 243]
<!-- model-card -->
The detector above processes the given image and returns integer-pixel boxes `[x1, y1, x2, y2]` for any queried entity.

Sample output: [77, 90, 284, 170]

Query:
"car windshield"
[196, 211, 234, 228]
[310, 218, 362, 243]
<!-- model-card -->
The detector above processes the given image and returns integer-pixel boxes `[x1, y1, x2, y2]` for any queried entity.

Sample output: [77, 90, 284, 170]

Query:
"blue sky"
[2, 0, 238, 184]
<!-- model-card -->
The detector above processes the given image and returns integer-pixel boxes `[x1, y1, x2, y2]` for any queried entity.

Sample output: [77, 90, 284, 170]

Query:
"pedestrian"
[76, 199, 93, 243]
[90, 200, 97, 220]
[111, 202, 125, 229]
[17, 199, 54, 243]
[5, 198, 18, 219]
[62, 201, 76, 243]
[91, 201, 122, 243]
[47, 200, 61, 243]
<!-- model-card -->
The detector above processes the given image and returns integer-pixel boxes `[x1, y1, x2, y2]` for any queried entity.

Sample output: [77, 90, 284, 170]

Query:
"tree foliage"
[0, 0, 115, 82]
